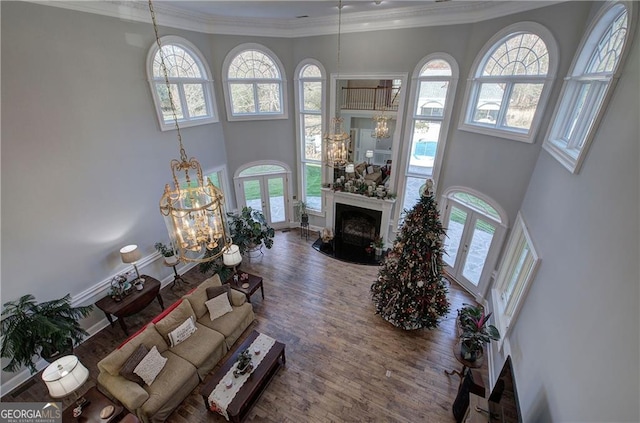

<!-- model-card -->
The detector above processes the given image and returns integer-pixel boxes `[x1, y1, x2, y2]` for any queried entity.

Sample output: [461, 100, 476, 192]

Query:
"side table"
[95, 275, 164, 336]
[163, 257, 186, 289]
[62, 386, 124, 423]
[300, 221, 310, 240]
[224, 272, 264, 303]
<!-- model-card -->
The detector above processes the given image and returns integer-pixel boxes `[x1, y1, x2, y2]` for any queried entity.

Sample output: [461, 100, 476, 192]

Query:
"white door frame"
[440, 186, 508, 301]
[234, 161, 292, 230]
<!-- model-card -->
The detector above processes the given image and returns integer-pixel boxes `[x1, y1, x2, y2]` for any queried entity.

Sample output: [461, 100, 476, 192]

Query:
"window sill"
[542, 139, 580, 174]
[226, 113, 288, 122]
[459, 122, 536, 144]
[158, 116, 219, 132]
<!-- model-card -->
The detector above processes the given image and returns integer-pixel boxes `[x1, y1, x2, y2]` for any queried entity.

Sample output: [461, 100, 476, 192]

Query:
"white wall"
[500, 7, 640, 421]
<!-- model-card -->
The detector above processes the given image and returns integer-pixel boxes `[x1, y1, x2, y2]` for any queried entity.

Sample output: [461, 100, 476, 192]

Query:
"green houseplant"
[154, 242, 176, 258]
[297, 201, 309, 224]
[0, 294, 93, 374]
[457, 304, 500, 362]
[227, 206, 275, 255]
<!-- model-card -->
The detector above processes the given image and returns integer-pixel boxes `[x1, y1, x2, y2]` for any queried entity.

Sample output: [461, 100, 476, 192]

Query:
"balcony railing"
[341, 86, 400, 112]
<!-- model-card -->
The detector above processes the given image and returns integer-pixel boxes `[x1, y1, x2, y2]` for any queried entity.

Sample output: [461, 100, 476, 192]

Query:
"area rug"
[311, 238, 385, 266]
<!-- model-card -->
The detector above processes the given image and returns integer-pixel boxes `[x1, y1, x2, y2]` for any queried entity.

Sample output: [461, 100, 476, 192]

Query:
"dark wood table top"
[95, 275, 161, 318]
[225, 272, 262, 293]
[62, 386, 124, 423]
[201, 330, 284, 419]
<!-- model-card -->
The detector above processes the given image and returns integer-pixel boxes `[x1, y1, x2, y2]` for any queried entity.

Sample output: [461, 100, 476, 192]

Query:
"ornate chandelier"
[150, 0, 231, 263]
[372, 113, 390, 139]
[324, 0, 351, 168]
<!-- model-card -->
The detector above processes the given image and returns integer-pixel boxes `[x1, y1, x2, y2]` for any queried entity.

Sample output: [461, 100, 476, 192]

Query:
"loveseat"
[97, 274, 255, 423]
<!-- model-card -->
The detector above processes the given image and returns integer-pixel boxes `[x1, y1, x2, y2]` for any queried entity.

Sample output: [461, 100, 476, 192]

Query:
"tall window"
[223, 44, 287, 121]
[295, 60, 325, 212]
[544, 2, 635, 173]
[146, 36, 218, 131]
[460, 22, 558, 143]
[400, 54, 458, 218]
[491, 213, 540, 348]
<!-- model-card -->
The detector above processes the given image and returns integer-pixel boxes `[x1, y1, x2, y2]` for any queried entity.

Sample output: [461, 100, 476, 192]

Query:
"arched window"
[460, 22, 558, 143]
[146, 36, 218, 131]
[544, 1, 636, 173]
[295, 59, 325, 213]
[223, 44, 288, 121]
[399, 53, 458, 220]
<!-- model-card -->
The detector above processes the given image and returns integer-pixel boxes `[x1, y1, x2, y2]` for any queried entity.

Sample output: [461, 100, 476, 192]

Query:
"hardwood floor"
[3, 230, 485, 422]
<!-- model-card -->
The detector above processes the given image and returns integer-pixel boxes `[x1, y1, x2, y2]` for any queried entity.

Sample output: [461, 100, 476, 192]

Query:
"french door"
[236, 174, 288, 230]
[441, 191, 506, 299]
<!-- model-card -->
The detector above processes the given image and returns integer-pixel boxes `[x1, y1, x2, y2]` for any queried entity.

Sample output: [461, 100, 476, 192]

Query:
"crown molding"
[27, 1, 565, 38]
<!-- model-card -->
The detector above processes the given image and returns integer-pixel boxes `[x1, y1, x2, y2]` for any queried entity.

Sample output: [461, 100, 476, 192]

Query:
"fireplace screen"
[335, 203, 382, 248]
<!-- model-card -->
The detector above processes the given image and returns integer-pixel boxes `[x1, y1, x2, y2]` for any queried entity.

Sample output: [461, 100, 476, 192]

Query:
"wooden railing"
[340, 86, 400, 111]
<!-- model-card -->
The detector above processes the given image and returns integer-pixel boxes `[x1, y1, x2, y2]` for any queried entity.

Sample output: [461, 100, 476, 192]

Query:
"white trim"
[396, 53, 459, 226]
[222, 43, 288, 122]
[458, 21, 559, 144]
[543, 1, 637, 174]
[491, 212, 541, 350]
[145, 35, 219, 131]
[294, 59, 326, 213]
[27, 1, 564, 38]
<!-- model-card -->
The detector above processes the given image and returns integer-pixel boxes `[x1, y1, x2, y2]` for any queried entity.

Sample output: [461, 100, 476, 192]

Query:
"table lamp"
[42, 355, 89, 408]
[120, 244, 145, 284]
[223, 244, 242, 285]
[365, 150, 374, 164]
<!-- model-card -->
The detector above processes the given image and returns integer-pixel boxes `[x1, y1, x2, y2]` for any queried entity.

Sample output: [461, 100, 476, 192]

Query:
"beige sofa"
[97, 274, 255, 423]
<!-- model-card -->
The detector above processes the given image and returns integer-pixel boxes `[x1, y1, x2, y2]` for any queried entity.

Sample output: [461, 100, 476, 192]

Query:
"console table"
[95, 275, 164, 335]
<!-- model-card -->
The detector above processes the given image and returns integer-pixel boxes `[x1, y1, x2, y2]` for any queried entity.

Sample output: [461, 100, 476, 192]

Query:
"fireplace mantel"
[323, 188, 395, 247]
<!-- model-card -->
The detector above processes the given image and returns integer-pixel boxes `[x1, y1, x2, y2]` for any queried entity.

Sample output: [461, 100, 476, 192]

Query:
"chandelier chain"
[148, 0, 187, 164]
[337, 0, 342, 81]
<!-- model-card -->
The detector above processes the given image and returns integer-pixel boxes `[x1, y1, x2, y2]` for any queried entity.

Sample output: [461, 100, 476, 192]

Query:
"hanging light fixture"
[150, 0, 231, 263]
[372, 112, 390, 139]
[323, 0, 351, 168]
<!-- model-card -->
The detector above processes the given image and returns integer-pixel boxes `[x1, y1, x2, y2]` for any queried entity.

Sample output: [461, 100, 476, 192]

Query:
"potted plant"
[297, 201, 309, 224]
[0, 294, 94, 374]
[457, 304, 500, 362]
[372, 236, 384, 256]
[155, 241, 177, 262]
[227, 206, 275, 255]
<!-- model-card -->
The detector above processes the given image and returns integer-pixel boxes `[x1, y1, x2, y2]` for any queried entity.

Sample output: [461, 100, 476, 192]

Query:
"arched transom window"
[544, 2, 635, 173]
[223, 44, 288, 121]
[146, 36, 218, 131]
[460, 22, 558, 143]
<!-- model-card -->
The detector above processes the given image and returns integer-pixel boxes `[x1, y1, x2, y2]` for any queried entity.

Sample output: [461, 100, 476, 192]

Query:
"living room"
[2, 1, 639, 422]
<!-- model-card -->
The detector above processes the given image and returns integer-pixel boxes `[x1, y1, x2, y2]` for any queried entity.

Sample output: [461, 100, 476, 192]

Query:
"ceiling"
[37, 1, 564, 37]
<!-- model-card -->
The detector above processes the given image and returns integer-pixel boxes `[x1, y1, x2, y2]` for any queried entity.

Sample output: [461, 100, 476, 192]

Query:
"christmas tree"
[371, 181, 450, 330]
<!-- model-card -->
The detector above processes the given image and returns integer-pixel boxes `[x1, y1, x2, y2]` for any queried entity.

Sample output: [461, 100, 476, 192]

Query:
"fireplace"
[335, 203, 381, 247]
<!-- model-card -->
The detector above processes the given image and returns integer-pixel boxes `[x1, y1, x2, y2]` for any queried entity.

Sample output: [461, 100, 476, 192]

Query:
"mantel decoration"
[332, 175, 395, 200]
[323, 0, 351, 169]
[150, 0, 231, 264]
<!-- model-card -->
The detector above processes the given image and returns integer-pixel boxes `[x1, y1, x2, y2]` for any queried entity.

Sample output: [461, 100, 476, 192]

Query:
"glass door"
[238, 174, 288, 229]
[442, 196, 503, 298]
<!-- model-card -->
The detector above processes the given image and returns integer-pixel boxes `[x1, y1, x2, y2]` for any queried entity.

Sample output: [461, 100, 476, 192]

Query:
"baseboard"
[0, 258, 200, 397]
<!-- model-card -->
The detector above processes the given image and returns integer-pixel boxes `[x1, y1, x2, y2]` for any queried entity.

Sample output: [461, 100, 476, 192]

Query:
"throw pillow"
[133, 346, 167, 386]
[204, 293, 233, 321]
[167, 316, 197, 347]
[119, 344, 148, 384]
[206, 284, 232, 303]
[153, 300, 197, 344]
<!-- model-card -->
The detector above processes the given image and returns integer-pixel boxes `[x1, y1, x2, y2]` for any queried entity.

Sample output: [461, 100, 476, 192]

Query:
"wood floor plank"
[2, 229, 486, 422]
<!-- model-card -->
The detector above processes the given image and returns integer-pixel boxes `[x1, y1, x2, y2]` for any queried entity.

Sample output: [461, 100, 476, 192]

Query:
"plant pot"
[41, 338, 74, 363]
[460, 341, 483, 363]
[301, 214, 309, 224]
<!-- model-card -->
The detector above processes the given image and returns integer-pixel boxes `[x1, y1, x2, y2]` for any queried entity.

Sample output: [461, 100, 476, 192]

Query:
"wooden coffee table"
[225, 272, 264, 303]
[201, 330, 285, 422]
[62, 386, 124, 423]
[95, 275, 164, 335]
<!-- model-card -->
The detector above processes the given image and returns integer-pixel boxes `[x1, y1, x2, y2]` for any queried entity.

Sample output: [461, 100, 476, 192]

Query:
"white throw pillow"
[133, 346, 167, 386]
[168, 316, 197, 347]
[205, 293, 233, 321]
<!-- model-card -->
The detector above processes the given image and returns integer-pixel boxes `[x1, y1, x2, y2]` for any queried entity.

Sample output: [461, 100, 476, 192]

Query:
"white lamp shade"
[223, 244, 242, 267]
[42, 355, 89, 398]
[365, 150, 374, 158]
[345, 163, 355, 173]
[120, 244, 141, 264]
